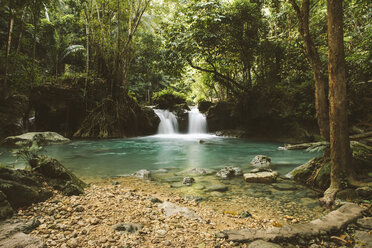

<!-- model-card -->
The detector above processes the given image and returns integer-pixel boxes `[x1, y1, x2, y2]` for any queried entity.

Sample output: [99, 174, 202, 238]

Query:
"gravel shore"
[16, 177, 328, 248]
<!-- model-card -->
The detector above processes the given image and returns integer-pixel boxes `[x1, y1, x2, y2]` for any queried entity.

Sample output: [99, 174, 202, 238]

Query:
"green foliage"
[12, 141, 43, 164]
[153, 88, 187, 109]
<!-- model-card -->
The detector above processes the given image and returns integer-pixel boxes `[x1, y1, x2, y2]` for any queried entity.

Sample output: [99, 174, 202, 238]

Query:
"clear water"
[0, 135, 319, 178]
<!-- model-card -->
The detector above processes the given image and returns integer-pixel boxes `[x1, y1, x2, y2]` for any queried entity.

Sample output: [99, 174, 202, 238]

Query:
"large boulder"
[0, 167, 52, 210]
[30, 156, 87, 196]
[0, 191, 13, 220]
[251, 155, 271, 169]
[0, 132, 70, 147]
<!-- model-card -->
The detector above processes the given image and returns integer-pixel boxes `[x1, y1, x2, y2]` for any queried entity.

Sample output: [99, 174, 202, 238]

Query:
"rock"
[248, 240, 283, 248]
[113, 223, 144, 233]
[356, 186, 372, 199]
[184, 196, 203, 202]
[159, 202, 201, 220]
[0, 191, 13, 220]
[356, 217, 372, 229]
[251, 155, 271, 168]
[225, 203, 364, 243]
[0, 219, 46, 248]
[198, 101, 214, 113]
[354, 230, 372, 248]
[287, 157, 330, 190]
[0, 178, 50, 209]
[243, 171, 278, 183]
[206, 102, 236, 132]
[272, 182, 297, 191]
[182, 177, 195, 186]
[215, 129, 250, 138]
[250, 168, 272, 173]
[179, 168, 208, 176]
[134, 169, 151, 179]
[239, 211, 252, 218]
[216, 166, 243, 179]
[205, 185, 228, 192]
[0, 132, 70, 147]
[67, 238, 79, 248]
[150, 198, 163, 203]
[30, 156, 87, 196]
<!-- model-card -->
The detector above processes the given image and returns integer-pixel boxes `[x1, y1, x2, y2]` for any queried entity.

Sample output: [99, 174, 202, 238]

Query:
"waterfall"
[154, 109, 179, 134]
[188, 107, 207, 134]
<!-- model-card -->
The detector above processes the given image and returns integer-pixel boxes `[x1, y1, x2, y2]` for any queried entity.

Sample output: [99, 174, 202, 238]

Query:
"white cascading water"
[154, 109, 179, 134]
[188, 107, 207, 134]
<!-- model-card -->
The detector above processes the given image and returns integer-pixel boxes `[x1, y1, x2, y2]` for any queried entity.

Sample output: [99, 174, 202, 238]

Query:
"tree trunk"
[320, 0, 351, 207]
[2, 9, 14, 101]
[289, 0, 330, 141]
[16, 8, 26, 55]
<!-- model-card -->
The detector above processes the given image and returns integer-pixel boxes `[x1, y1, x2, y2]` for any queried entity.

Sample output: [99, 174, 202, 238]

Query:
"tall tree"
[320, 0, 351, 206]
[289, 0, 330, 141]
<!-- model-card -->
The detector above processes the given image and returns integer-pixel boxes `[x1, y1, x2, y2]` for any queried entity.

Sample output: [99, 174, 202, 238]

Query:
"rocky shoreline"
[2, 176, 370, 248]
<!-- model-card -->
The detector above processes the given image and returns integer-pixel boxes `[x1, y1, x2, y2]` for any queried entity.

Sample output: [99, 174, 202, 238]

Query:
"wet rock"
[162, 176, 183, 183]
[244, 171, 278, 183]
[216, 167, 243, 179]
[251, 155, 271, 168]
[170, 182, 183, 188]
[182, 177, 195, 186]
[134, 169, 151, 180]
[159, 202, 201, 220]
[272, 182, 297, 191]
[248, 240, 283, 248]
[113, 223, 144, 233]
[180, 168, 207, 176]
[0, 132, 70, 147]
[205, 185, 228, 192]
[250, 168, 272, 173]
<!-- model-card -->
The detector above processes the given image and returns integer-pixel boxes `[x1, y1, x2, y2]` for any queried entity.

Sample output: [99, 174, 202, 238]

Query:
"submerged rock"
[134, 169, 151, 180]
[251, 155, 271, 169]
[178, 168, 215, 176]
[216, 166, 243, 179]
[182, 177, 195, 186]
[0, 132, 70, 147]
[243, 171, 278, 183]
[205, 184, 228, 192]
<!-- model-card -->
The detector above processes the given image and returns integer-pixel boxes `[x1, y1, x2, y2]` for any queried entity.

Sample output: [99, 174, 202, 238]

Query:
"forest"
[0, 0, 371, 247]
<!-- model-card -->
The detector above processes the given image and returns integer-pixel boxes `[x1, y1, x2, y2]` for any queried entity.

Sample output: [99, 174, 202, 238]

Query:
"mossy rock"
[0, 191, 13, 220]
[31, 156, 87, 195]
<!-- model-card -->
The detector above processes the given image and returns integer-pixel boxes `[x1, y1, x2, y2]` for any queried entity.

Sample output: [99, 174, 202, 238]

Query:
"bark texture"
[321, 0, 352, 206]
[289, 0, 330, 141]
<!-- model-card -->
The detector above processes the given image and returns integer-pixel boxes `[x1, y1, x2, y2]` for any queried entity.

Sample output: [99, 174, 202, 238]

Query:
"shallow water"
[0, 134, 318, 178]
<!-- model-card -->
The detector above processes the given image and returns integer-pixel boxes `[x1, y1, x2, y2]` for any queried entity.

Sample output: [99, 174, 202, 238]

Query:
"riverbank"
[12, 176, 371, 248]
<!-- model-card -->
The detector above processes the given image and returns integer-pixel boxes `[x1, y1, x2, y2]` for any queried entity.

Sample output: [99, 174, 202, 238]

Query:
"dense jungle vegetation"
[0, 0, 371, 204]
